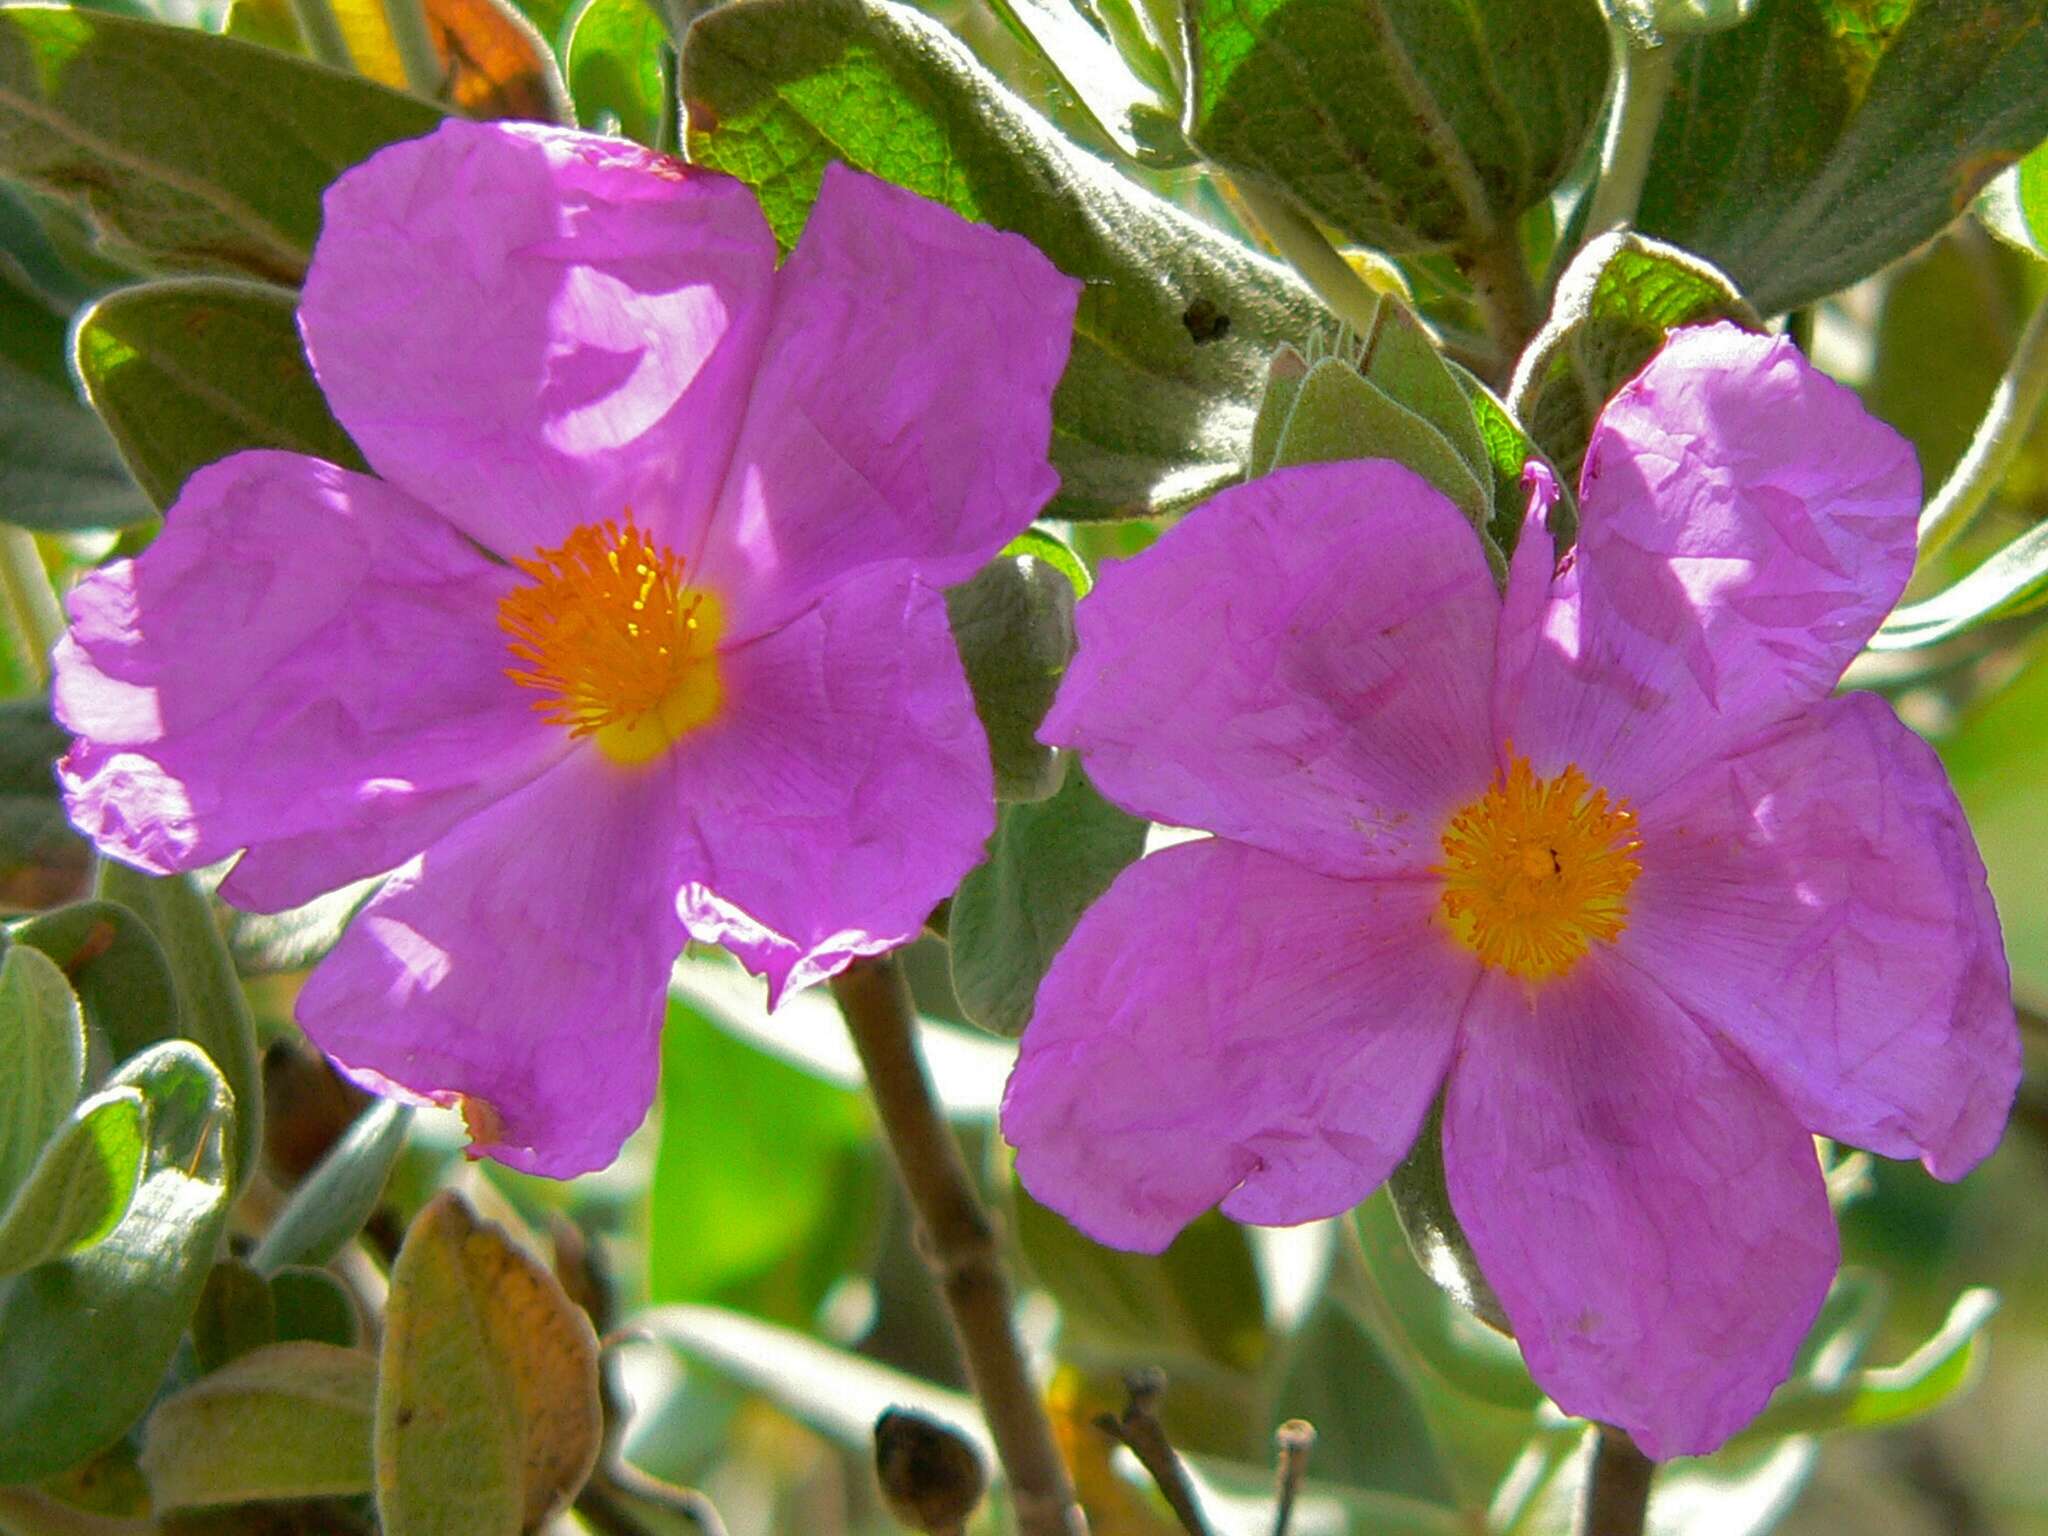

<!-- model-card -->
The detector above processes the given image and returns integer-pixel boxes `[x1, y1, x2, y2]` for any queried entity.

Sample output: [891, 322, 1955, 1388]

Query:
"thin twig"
[1581, 1425, 1655, 1536]
[1092, 1368, 1212, 1536]
[381, 0, 446, 98]
[1270, 1419, 1315, 1536]
[830, 957, 1087, 1536]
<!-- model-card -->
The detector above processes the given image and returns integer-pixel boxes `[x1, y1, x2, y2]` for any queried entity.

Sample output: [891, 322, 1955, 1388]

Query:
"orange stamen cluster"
[497, 518, 722, 763]
[1437, 752, 1642, 981]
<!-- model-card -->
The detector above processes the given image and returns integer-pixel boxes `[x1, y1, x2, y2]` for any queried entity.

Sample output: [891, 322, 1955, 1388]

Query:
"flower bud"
[874, 1407, 987, 1535]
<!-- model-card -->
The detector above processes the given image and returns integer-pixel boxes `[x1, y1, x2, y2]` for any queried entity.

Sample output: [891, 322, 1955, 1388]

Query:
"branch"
[1581, 1425, 1655, 1536]
[1270, 1419, 1315, 1536]
[1092, 1369, 1211, 1536]
[830, 956, 1087, 1536]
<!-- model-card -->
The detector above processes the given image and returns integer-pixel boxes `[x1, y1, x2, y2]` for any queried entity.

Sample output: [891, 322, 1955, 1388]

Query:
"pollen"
[1437, 751, 1642, 982]
[497, 518, 723, 765]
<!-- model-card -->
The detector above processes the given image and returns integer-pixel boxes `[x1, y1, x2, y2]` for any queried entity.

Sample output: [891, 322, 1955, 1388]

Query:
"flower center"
[1437, 752, 1642, 982]
[497, 518, 723, 765]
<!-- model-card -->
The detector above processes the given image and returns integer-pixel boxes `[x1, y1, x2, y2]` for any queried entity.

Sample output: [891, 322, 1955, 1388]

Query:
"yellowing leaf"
[376, 1193, 601, 1536]
[333, 0, 569, 122]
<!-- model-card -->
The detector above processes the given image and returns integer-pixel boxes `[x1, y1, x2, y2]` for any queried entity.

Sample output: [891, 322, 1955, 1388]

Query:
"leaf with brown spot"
[375, 1193, 601, 1536]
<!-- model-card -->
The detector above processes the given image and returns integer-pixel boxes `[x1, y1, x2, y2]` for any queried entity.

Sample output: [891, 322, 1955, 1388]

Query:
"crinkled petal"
[671, 566, 992, 1002]
[694, 163, 1079, 639]
[1625, 691, 2017, 1180]
[1496, 323, 1919, 800]
[1445, 960, 1837, 1459]
[1003, 837, 1468, 1252]
[297, 748, 684, 1177]
[302, 119, 776, 559]
[1041, 461, 1501, 880]
[52, 451, 562, 910]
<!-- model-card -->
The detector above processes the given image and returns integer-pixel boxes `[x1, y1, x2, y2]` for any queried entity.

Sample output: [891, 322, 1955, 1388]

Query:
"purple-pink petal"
[297, 749, 687, 1176]
[1625, 690, 2018, 1180]
[1444, 961, 1837, 1460]
[52, 451, 563, 909]
[1496, 323, 1920, 801]
[301, 118, 777, 560]
[1003, 837, 1468, 1252]
[1040, 461, 1501, 880]
[672, 566, 993, 1004]
[693, 164, 1080, 642]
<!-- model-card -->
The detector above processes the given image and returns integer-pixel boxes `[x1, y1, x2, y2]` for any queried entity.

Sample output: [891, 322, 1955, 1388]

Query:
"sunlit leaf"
[0, 940, 85, 1207]
[141, 1341, 377, 1510]
[0, 1040, 234, 1484]
[564, 0, 666, 146]
[0, 1085, 144, 1276]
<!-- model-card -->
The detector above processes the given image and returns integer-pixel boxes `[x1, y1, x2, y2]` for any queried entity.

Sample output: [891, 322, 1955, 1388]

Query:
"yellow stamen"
[1437, 751, 1642, 981]
[497, 518, 723, 765]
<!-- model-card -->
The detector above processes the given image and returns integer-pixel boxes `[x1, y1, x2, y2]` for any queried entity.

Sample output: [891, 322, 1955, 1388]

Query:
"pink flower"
[1000, 323, 2018, 1458]
[54, 120, 1079, 1176]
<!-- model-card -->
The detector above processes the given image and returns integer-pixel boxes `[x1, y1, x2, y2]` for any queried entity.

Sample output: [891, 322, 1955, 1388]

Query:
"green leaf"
[0, 344, 153, 532]
[1344, 1193, 1538, 1411]
[1980, 137, 2048, 260]
[251, 1098, 411, 1274]
[681, 0, 1326, 521]
[0, 693, 68, 796]
[1872, 520, 2048, 651]
[945, 552, 1076, 804]
[638, 1301, 991, 1460]
[1272, 1296, 1454, 1504]
[0, 942, 85, 1208]
[12, 897, 179, 1066]
[1507, 230, 1757, 487]
[140, 1341, 377, 1510]
[0, 1085, 144, 1276]
[565, 0, 667, 147]
[1013, 1187, 1268, 1377]
[1248, 341, 1311, 479]
[1637, 0, 2048, 315]
[1002, 525, 1090, 596]
[646, 997, 870, 1312]
[376, 1193, 602, 1536]
[1455, 363, 1567, 556]
[1385, 1094, 1511, 1335]
[0, 5, 445, 282]
[669, 951, 1015, 1119]
[193, 1256, 278, 1374]
[270, 1265, 361, 1348]
[0, 1039, 234, 1484]
[1181, 0, 1609, 256]
[948, 763, 1146, 1037]
[96, 865, 263, 1196]
[1271, 354, 1495, 539]
[984, 0, 1185, 164]
[1730, 1287, 1999, 1444]
[224, 876, 378, 978]
[74, 276, 364, 512]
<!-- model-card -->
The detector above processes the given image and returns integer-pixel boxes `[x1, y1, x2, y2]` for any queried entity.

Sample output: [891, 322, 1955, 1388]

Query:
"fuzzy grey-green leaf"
[74, 276, 363, 511]
[1183, 0, 1609, 256]
[0, 6, 445, 282]
[948, 764, 1147, 1037]
[0, 942, 85, 1209]
[0, 1039, 234, 1484]
[682, 0, 1325, 521]
[946, 553, 1077, 804]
